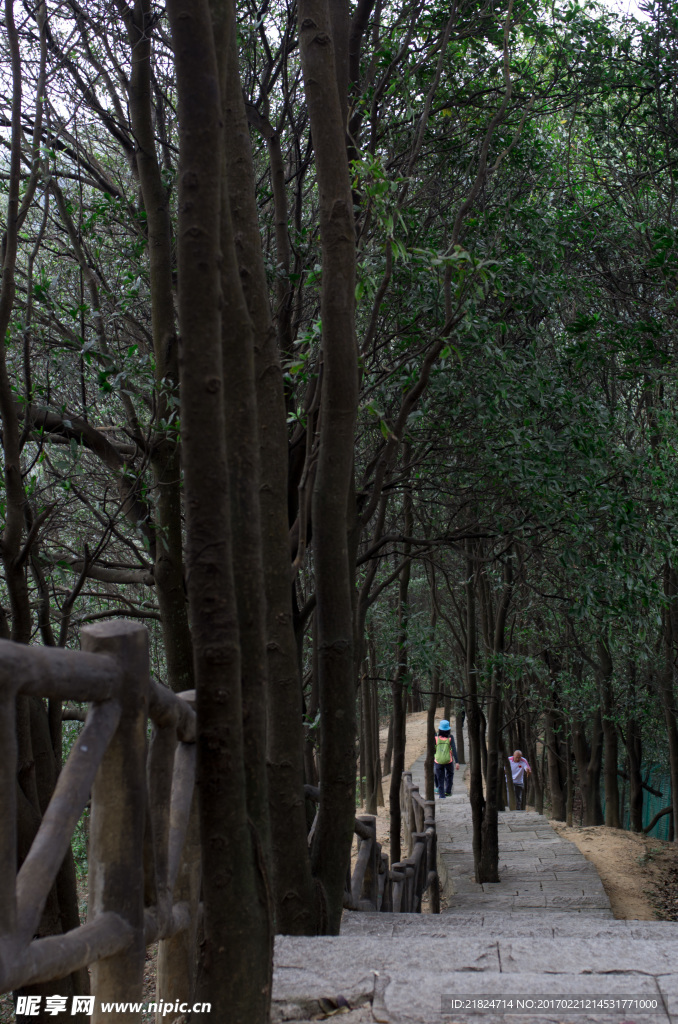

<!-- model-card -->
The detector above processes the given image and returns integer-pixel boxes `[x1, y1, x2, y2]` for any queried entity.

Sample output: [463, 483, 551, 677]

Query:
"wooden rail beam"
[0, 639, 120, 701]
[15, 700, 121, 945]
[149, 681, 196, 743]
[0, 913, 133, 992]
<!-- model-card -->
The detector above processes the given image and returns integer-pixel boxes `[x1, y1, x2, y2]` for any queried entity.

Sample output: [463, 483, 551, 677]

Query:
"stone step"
[273, 933, 678, 1023]
[340, 911, 678, 937]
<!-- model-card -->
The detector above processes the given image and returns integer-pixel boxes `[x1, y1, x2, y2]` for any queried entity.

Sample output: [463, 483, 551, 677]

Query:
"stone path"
[272, 752, 678, 1023]
[408, 754, 612, 916]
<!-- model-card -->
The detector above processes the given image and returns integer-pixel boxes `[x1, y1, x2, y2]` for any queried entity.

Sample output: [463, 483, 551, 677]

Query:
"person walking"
[434, 719, 460, 799]
[508, 749, 531, 810]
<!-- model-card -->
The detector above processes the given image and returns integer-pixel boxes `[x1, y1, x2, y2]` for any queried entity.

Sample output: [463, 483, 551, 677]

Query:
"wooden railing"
[313, 769, 439, 916]
[394, 770, 439, 914]
[0, 621, 199, 1022]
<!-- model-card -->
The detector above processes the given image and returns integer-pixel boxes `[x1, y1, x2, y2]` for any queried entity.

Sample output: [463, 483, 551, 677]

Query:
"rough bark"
[165, 2, 269, 1018]
[224, 0, 317, 934]
[0, 0, 31, 644]
[119, 0, 193, 692]
[455, 709, 466, 764]
[465, 542, 484, 882]
[663, 565, 678, 843]
[545, 709, 566, 821]
[573, 712, 604, 826]
[212, 0, 274, 980]
[479, 554, 512, 883]
[597, 638, 620, 829]
[299, 0, 359, 934]
[389, 466, 412, 866]
[625, 662, 644, 832]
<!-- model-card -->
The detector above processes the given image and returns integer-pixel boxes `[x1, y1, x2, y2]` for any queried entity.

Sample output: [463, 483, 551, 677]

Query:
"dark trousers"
[514, 784, 524, 810]
[435, 762, 453, 797]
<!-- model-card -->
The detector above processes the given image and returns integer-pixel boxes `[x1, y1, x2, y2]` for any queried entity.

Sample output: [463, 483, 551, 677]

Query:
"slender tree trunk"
[383, 714, 394, 776]
[300, 0, 359, 933]
[368, 634, 384, 806]
[121, 0, 193, 692]
[425, 668, 438, 802]
[0, 0, 31, 645]
[667, 565, 678, 843]
[496, 731, 506, 813]
[545, 709, 566, 821]
[597, 638, 620, 828]
[389, 463, 413, 865]
[480, 554, 512, 883]
[443, 683, 452, 723]
[663, 565, 678, 843]
[565, 730, 574, 827]
[223, 4, 317, 932]
[1, 5, 85, 1013]
[359, 683, 366, 806]
[465, 542, 484, 882]
[213, 0, 274, 972]
[626, 725, 643, 832]
[479, 708, 488, 787]
[525, 715, 543, 814]
[425, 568, 438, 802]
[363, 666, 377, 813]
[575, 710, 604, 826]
[166, 3, 269, 1017]
[504, 749, 517, 810]
[456, 707, 466, 763]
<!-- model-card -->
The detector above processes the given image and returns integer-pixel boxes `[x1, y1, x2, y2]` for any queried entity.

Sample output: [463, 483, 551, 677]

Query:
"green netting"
[601, 768, 672, 840]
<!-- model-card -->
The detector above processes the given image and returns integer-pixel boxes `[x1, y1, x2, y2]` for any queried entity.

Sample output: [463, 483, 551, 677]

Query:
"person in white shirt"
[508, 749, 531, 810]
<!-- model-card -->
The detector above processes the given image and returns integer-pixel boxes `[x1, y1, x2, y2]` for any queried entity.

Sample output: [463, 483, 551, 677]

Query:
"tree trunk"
[389, 461, 412, 865]
[573, 711, 604, 826]
[363, 666, 377, 814]
[455, 708, 466, 764]
[504, 749, 517, 810]
[465, 542, 485, 882]
[383, 714, 394, 776]
[479, 553, 512, 883]
[443, 683, 452, 723]
[166, 2, 270, 1017]
[223, 1, 317, 932]
[565, 730, 574, 826]
[425, 667, 438, 802]
[300, 0, 359, 933]
[597, 638, 620, 828]
[545, 709, 566, 821]
[479, 708, 488, 787]
[525, 715, 543, 815]
[359, 682, 366, 806]
[213, 0, 274, 969]
[663, 565, 678, 843]
[121, 0, 193, 693]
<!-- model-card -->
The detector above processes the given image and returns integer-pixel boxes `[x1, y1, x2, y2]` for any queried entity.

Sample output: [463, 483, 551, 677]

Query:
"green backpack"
[436, 736, 451, 764]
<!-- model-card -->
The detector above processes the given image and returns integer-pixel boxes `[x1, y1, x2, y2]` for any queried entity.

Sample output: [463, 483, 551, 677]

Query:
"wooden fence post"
[0, 690, 17, 946]
[83, 622, 149, 1023]
[356, 815, 378, 910]
[379, 852, 391, 912]
[156, 692, 200, 1018]
[426, 814, 440, 914]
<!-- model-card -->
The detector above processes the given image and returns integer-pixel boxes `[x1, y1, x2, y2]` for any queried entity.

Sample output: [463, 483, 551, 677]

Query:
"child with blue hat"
[434, 719, 459, 798]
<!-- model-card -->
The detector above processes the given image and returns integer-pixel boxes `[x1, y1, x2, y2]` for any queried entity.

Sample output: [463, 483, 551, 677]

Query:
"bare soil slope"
[551, 820, 678, 920]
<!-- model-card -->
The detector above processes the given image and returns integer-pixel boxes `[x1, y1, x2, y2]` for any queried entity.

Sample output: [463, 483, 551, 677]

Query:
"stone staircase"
[272, 755, 678, 1023]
